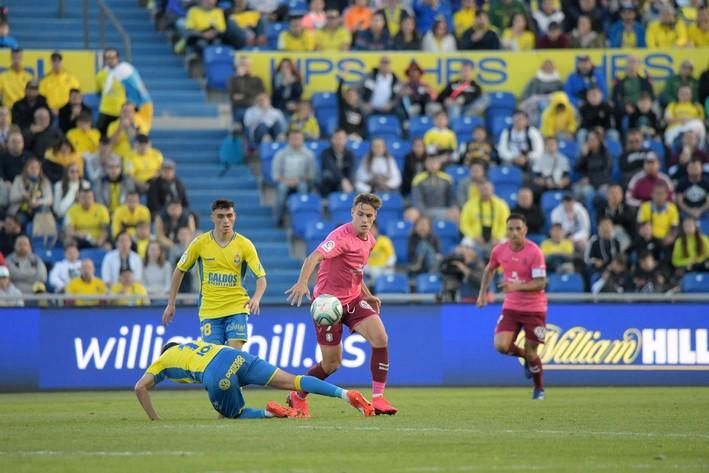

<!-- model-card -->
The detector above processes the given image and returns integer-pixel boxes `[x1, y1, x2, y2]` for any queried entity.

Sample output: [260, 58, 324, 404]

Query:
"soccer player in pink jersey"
[285, 193, 398, 416]
[477, 213, 548, 400]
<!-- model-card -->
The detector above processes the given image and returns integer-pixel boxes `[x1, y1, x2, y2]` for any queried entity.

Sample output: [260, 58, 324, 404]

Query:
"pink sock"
[372, 381, 386, 398]
[371, 347, 389, 397]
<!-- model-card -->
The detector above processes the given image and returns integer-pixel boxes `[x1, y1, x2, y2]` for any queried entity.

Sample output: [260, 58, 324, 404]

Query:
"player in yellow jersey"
[162, 199, 267, 349]
[134, 340, 374, 420]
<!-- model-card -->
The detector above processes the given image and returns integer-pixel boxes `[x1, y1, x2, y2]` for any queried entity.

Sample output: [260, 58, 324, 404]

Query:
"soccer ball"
[310, 294, 343, 326]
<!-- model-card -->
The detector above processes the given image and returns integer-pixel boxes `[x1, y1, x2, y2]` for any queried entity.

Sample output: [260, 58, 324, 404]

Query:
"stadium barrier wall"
[1, 304, 707, 391]
[242, 48, 709, 98]
[0, 49, 97, 94]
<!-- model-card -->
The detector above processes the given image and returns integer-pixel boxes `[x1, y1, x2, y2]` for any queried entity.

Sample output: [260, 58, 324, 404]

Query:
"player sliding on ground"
[476, 213, 548, 400]
[285, 193, 398, 416]
[134, 340, 374, 420]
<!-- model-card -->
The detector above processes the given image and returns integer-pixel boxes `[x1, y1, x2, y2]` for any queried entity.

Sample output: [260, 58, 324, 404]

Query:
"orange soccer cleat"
[266, 401, 299, 418]
[372, 396, 398, 415]
[286, 391, 311, 418]
[347, 390, 375, 416]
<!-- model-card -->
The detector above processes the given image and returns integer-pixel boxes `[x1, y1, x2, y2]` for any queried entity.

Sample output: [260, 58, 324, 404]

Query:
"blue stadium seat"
[81, 248, 108, 273]
[605, 138, 622, 161]
[304, 220, 332, 253]
[384, 219, 412, 263]
[375, 273, 410, 294]
[700, 215, 709, 235]
[433, 220, 459, 254]
[644, 139, 666, 167]
[488, 113, 513, 141]
[416, 273, 442, 294]
[541, 191, 565, 214]
[527, 233, 545, 245]
[311, 92, 337, 110]
[328, 192, 354, 224]
[496, 184, 518, 208]
[376, 192, 405, 226]
[305, 140, 329, 164]
[347, 140, 370, 168]
[83, 93, 100, 124]
[489, 166, 523, 187]
[266, 22, 287, 48]
[681, 273, 709, 293]
[315, 110, 339, 137]
[367, 115, 401, 139]
[258, 142, 286, 185]
[452, 116, 484, 143]
[203, 46, 235, 91]
[445, 164, 470, 188]
[558, 139, 579, 163]
[287, 193, 323, 238]
[387, 138, 411, 171]
[487, 91, 517, 112]
[547, 273, 584, 293]
[409, 116, 433, 138]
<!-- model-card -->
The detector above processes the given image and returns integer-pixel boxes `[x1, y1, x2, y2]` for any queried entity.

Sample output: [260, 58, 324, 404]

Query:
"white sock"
[340, 389, 349, 401]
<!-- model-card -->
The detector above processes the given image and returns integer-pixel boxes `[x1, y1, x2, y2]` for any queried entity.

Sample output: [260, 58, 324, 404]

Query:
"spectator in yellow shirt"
[672, 217, 709, 274]
[278, 14, 316, 51]
[645, 5, 688, 48]
[0, 48, 34, 109]
[541, 222, 575, 272]
[314, 9, 352, 51]
[123, 134, 164, 191]
[43, 139, 84, 183]
[638, 183, 679, 247]
[379, 0, 408, 36]
[453, 0, 477, 37]
[183, 0, 226, 58]
[540, 91, 578, 140]
[460, 181, 510, 250]
[95, 47, 126, 136]
[225, 0, 267, 48]
[67, 111, 100, 156]
[110, 268, 149, 306]
[423, 110, 458, 158]
[64, 187, 111, 249]
[688, 7, 709, 46]
[663, 85, 706, 146]
[501, 13, 536, 51]
[107, 102, 148, 159]
[112, 190, 151, 239]
[134, 221, 153, 259]
[39, 52, 80, 115]
[365, 222, 397, 281]
[65, 259, 108, 307]
[288, 100, 320, 140]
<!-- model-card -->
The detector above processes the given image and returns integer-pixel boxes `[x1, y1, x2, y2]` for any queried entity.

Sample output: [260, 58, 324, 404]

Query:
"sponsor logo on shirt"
[207, 272, 238, 287]
[321, 240, 336, 252]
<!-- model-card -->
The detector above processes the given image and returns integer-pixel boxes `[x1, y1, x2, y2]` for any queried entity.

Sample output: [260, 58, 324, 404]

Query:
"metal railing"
[78, 0, 132, 62]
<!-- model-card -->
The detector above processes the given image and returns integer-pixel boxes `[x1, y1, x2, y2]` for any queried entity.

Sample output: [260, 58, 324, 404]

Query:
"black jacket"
[336, 79, 365, 137]
[11, 96, 49, 132]
[437, 78, 482, 106]
[597, 203, 637, 236]
[458, 28, 500, 50]
[0, 150, 32, 183]
[320, 146, 355, 187]
[511, 204, 545, 235]
[579, 102, 614, 130]
[58, 102, 91, 134]
[147, 176, 189, 215]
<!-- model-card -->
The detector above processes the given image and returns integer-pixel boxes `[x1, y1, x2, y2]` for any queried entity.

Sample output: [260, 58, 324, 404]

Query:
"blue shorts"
[202, 348, 279, 418]
[200, 314, 248, 344]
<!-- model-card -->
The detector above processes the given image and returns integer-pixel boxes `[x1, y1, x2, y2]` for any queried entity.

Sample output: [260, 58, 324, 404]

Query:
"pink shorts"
[495, 309, 547, 344]
[315, 295, 378, 346]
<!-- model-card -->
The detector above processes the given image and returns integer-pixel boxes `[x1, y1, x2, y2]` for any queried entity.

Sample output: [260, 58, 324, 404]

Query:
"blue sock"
[238, 408, 266, 419]
[299, 375, 345, 399]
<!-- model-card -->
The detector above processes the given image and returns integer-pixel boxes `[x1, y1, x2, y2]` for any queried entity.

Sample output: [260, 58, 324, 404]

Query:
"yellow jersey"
[453, 7, 476, 37]
[645, 20, 688, 48]
[45, 149, 85, 176]
[110, 281, 149, 306]
[368, 235, 396, 268]
[460, 196, 510, 242]
[230, 11, 260, 29]
[0, 68, 34, 109]
[106, 116, 149, 158]
[424, 127, 458, 152]
[67, 127, 101, 156]
[136, 237, 150, 259]
[39, 70, 80, 111]
[65, 277, 108, 306]
[278, 30, 315, 51]
[96, 68, 126, 117]
[123, 147, 163, 184]
[665, 101, 705, 129]
[688, 24, 709, 46]
[65, 202, 110, 241]
[177, 231, 266, 320]
[111, 204, 151, 238]
[638, 202, 679, 239]
[147, 340, 227, 385]
[314, 27, 352, 51]
[541, 239, 574, 256]
[185, 6, 226, 32]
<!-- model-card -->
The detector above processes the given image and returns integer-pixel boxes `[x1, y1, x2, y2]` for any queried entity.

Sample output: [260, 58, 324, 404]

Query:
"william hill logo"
[515, 325, 709, 368]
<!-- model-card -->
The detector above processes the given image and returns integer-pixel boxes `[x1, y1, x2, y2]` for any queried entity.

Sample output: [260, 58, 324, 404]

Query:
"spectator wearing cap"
[64, 186, 110, 249]
[688, 7, 709, 46]
[123, 134, 163, 192]
[0, 128, 30, 186]
[343, 0, 374, 33]
[408, 152, 459, 223]
[110, 268, 149, 306]
[65, 259, 107, 306]
[612, 56, 654, 126]
[353, 11, 392, 51]
[626, 153, 674, 207]
[497, 110, 545, 170]
[0, 263, 23, 306]
[101, 231, 143, 287]
[608, 4, 646, 48]
[563, 55, 608, 108]
[94, 155, 137, 213]
[437, 62, 484, 121]
[422, 17, 457, 53]
[488, 0, 528, 32]
[319, 129, 355, 196]
[11, 79, 48, 132]
[664, 85, 706, 147]
[533, 0, 565, 35]
[0, 18, 18, 50]
[460, 181, 510, 251]
[314, 9, 352, 51]
[58, 88, 91, 134]
[48, 241, 81, 293]
[646, 5, 688, 48]
[637, 183, 679, 250]
[147, 159, 189, 215]
[661, 60, 699, 107]
[53, 163, 89, 218]
[6, 235, 47, 295]
[536, 21, 570, 48]
[228, 56, 265, 124]
[392, 15, 422, 50]
[111, 190, 151, 239]
[361, 56, 407, 127]
[278, 14, 316, 51]
[66, 111, 100, 156]
[415, 0, 453, 34]
[272, 129, 318, 226]
[458, 11, 501, 50]
[550, 193, 591, 252]
[154, 199, 196, 249]
[39, 52, 80, 115]
[401, 61, 438, 118]
[0, 49, 33, 110]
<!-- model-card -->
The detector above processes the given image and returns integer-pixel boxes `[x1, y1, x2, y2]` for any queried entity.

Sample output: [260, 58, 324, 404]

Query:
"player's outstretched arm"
[162, 268, 186, 325]
[134, 374, 160, 421]
[500, 277, 547, 292]
[247, 276, 267, 315]
[285, 251, 323, 306]
[476, 265, 494, 308]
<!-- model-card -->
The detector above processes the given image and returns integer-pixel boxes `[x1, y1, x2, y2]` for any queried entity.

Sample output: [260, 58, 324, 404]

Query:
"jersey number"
[181, 342, 213, 357]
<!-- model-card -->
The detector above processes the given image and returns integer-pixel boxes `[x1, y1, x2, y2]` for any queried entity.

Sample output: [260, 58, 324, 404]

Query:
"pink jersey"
[488, 239, 548, 313]
[314, 223, 375, 304]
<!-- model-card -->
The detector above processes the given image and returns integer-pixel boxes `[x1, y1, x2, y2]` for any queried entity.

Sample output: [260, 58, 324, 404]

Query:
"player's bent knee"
[321, 359, 341, 374]
[494, 342, 509, 354]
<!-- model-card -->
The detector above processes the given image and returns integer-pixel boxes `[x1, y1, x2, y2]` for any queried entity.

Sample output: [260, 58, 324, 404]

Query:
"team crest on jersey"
[360, 300, 374, 311]
[534, 326, 546, 341]
[219, 378, 231, 390]
[325, 333, 333, 342]
[233, 253, 241, 266]
[321, 240, 336, 252]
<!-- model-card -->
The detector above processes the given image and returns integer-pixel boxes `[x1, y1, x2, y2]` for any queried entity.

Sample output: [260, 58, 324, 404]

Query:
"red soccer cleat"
[286, 391, 310, 418]
[346, 390, 375, 417]
[372, 396, 398, 415]
[266, 401, 299, 418]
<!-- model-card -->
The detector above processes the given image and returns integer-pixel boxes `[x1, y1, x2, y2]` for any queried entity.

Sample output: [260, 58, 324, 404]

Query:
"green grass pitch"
[1, 387, 707, 473]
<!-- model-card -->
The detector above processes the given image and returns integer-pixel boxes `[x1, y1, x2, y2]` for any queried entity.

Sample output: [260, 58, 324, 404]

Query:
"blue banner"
[0, 304, 707, 391]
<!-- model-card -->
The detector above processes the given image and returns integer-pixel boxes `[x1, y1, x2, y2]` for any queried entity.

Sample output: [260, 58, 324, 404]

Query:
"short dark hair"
[353, 193, 382, 210]
[211, 199, 235, 212]
[507, 213, 527, 224]
[69, 88, 81, 95]
[160, 342, 180, 355]
[76, 111, 92, 122]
